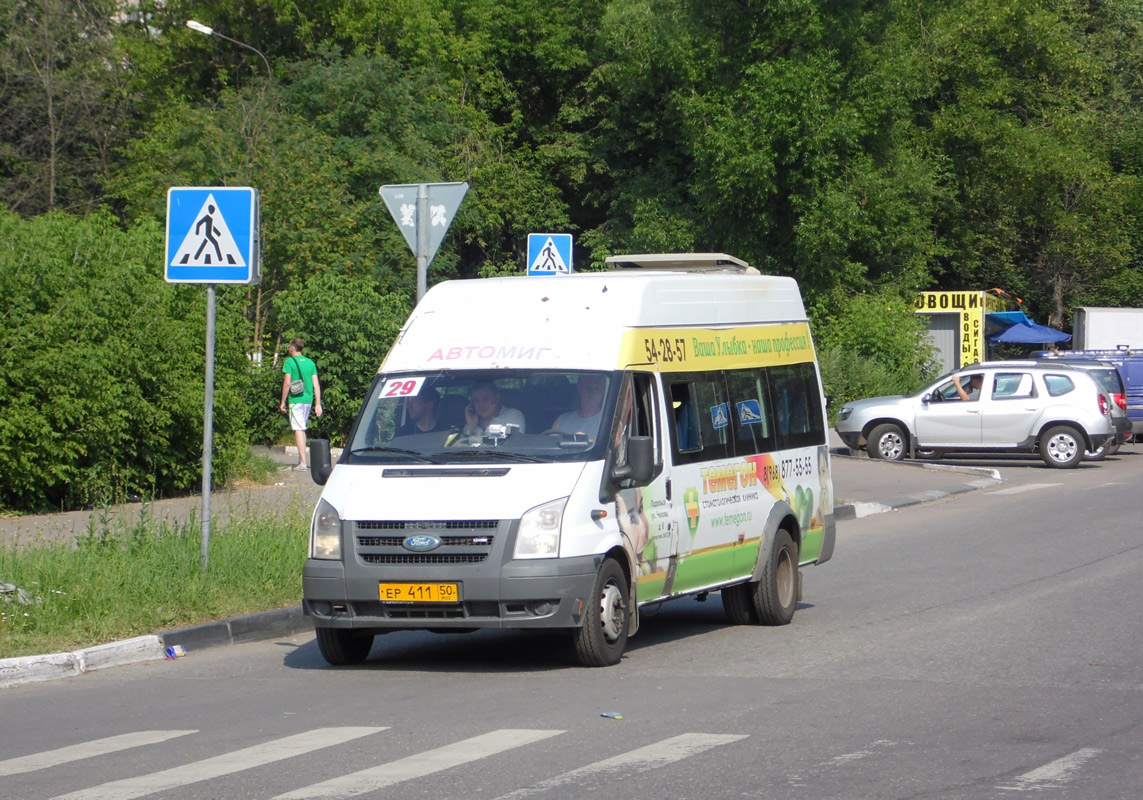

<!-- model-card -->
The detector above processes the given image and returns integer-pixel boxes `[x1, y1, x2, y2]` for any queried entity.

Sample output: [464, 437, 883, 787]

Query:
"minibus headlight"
[311, 499, 342, 560]
[515, 497, 567, 559]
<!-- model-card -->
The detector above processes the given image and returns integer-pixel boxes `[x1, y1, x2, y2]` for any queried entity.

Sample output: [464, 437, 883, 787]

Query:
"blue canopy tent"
[986, 311, 1071, 344]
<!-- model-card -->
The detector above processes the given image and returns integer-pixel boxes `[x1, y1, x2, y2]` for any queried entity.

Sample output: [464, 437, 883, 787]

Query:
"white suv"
[835, 362, 1115, 468]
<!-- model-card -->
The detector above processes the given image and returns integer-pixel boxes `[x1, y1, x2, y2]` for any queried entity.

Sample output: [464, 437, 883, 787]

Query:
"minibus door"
[608, 371, 675, 602]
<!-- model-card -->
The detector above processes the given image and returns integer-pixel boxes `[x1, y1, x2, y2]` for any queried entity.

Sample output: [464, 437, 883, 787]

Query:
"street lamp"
[186, 19, 272, 83]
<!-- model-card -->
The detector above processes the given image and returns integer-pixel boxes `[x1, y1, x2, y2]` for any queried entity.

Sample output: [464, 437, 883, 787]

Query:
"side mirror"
[310, 439, 332, 485]
[612, 435, 654, 484]
[922, 393, 933, 404]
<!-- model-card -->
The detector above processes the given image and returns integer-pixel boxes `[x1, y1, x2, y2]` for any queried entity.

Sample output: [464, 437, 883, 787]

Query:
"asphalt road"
[3, 445, 1141, 799]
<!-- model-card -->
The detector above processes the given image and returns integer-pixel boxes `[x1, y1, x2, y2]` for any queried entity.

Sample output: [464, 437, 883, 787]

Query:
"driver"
[954, 373, 984, 402]
[551, 374, 607, 442]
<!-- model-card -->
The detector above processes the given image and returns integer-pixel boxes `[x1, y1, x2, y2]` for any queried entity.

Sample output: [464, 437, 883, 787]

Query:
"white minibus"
[304, 253, 835, 666]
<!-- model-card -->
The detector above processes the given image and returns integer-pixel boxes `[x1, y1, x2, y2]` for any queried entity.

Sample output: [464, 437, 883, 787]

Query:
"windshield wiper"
[348, 446, 440, 464]
[434, 450, 545, 463]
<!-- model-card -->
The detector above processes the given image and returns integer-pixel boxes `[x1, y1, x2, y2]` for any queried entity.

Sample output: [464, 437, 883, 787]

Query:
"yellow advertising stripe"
[619, 323, 816, 372]
[682, 537, 763, 558]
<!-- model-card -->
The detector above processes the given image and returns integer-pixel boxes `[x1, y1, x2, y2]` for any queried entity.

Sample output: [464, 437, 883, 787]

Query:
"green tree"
[0, 0, 137, 216]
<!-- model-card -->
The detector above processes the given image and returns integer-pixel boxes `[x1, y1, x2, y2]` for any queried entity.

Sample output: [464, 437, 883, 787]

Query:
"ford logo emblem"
[403, 534, 442, 552]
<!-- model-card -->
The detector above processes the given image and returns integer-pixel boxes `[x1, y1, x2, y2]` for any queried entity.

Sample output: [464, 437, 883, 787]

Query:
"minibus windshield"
[346, 370, 614, 464]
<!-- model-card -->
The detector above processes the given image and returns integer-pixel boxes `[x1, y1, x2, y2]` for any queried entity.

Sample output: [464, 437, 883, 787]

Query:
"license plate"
[379, 582, 460, 603]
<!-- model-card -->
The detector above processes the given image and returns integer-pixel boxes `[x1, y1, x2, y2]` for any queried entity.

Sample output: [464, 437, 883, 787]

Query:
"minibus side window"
[768, 362, 826, 449]
[667, 372, 733, 466]
[726, 368, 777, 455]
[670, 382, 702, 453]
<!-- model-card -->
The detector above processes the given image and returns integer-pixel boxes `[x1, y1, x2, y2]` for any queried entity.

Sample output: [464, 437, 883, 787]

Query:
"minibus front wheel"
[315, 626, 375, 666]
[572, 558, 629, 667]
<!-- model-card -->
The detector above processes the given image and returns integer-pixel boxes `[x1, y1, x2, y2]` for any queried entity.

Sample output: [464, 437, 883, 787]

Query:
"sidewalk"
[828, 432, 1002, 519]
[2, 439, 1000, 688]
[0, 446, 322, 550]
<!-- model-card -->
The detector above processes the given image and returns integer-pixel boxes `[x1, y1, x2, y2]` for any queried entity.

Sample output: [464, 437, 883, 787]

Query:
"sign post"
[166, 186, 261, 569]
[379, 182, 469, 302]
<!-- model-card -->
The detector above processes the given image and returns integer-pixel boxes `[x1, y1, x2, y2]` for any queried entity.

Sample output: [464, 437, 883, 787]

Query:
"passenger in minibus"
[551, 374, 607, 441]
[396, 386, 444, 435]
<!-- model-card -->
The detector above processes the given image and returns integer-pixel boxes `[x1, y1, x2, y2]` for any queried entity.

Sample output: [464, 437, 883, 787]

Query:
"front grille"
[352, 520, 501, 566]
[357, 520, 498, 531]
[357, 535, 494, 548]
[361, 553, 487, 565]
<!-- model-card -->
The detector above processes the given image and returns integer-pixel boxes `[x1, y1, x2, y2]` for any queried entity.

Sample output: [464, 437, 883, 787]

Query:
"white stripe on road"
[0, 731, 196, 777]
[50, 727, 386, 800]
[987, 483, 1061, 496]
[496, 733, 748, 799]
[999, 747, 1102, 791]
[274, 729, 564, 800]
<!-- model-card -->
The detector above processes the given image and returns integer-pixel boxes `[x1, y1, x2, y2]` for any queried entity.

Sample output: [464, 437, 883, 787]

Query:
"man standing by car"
[280, 338, 323, 470]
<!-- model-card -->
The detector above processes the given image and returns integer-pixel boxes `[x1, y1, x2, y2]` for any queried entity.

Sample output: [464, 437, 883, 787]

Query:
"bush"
[0, 210, 252, 512]
[811, 289, 940, 421]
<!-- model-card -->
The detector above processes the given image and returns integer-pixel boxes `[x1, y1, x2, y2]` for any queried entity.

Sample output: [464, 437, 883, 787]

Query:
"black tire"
[867, 423, 907, 461]
[572, 558, 629, 667]
[753, 529, 799, 625]
[721, 582, 758, 625]
[315, 627, 375, 666]
[1040, 425, 1084, 469]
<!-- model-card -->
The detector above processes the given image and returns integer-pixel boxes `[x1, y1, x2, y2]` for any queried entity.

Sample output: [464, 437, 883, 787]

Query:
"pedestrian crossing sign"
[166, 187, 260, 284]
[710, 403, 730, 429]
[527, 233, 573, 276]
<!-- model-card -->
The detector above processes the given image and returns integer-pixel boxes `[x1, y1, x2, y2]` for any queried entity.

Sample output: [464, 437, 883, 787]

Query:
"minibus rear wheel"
[754, 529, 799, 625]
[315, 627, 375, 666]
[572, 558, 629, 667]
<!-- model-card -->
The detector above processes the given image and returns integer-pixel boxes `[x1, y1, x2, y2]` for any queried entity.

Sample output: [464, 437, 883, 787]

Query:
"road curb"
[831, 450, 1002, 519]
[1, 635, 166, 689]
[1, 607, 310, 690]
[160, 605, 309, 651]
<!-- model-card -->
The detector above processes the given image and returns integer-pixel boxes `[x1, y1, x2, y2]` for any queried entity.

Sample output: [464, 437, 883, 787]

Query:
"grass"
[225, 449, 286, 487]
[0, 500, 310, 659]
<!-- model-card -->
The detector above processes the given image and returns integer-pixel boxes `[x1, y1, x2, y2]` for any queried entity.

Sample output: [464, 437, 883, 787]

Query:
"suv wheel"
[1040, 425, 1084, 468]
[867, 423, 907, 461]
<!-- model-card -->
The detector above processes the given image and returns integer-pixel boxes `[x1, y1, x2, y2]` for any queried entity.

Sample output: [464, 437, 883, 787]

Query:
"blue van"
[1034, 349, 1143, 435]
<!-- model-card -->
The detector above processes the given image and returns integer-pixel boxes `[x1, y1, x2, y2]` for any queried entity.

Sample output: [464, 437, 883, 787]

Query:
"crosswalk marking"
[50, 727, 386, 800]
[998, 747, 1103, 792]
[273, 729, 564, 800]
[0, 731, 197, 777]
[495, 733, 748, 799]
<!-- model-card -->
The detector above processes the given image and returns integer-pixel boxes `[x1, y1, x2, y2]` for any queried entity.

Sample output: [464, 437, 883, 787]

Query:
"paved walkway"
[0, 447, 321, 550]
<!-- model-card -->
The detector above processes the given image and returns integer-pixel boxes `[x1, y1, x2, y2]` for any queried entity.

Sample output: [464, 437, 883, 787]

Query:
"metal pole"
[416, 183, 429, 302]
[201, 284, 216, 570]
